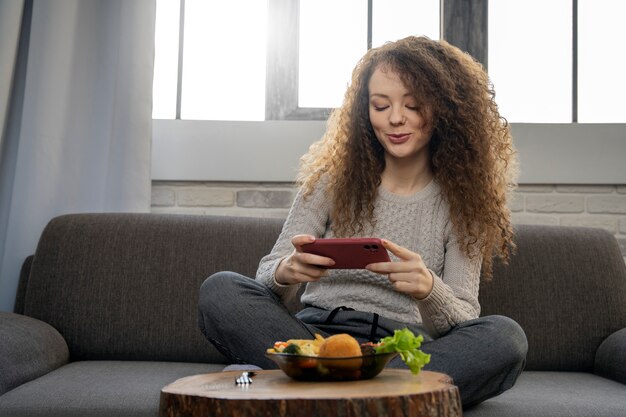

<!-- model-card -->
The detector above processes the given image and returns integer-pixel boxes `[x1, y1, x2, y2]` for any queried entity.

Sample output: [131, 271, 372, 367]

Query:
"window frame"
[265, 0, 331, 120]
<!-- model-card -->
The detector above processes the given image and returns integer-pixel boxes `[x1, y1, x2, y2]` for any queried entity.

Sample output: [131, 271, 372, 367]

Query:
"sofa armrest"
[0, 312, 69, 395]
[595, 327, 626, 385]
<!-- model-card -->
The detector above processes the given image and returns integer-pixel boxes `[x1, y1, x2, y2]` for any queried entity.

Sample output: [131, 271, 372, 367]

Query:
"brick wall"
[151, 181, 296, 219]
[151, 181, 626, 260]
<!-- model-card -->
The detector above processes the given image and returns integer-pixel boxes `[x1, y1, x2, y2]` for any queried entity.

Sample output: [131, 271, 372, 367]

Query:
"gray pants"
[198, 271, 528, 408]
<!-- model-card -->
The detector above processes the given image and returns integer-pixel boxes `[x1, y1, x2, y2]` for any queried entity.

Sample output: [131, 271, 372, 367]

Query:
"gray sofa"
[0, 213, 625, 417]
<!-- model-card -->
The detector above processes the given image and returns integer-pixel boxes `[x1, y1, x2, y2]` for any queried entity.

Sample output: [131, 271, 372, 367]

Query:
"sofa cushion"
[22, 214, 284, 362]
[479, 225, 626, 371]
[0, 361, 223, 417]
[464, 371, 626, 417]
[595, 327, 626, 384]
[0, 313, 69, 396]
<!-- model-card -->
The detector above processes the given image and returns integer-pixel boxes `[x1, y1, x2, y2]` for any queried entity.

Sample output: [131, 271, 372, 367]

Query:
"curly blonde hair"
[297, 36, 518, 278]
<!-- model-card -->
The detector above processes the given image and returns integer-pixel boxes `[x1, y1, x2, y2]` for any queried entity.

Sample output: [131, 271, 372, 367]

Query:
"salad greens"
[375, 328, 431, 374]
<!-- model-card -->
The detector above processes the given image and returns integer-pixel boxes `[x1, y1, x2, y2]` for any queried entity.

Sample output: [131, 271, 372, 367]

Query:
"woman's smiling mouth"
[387, 133, 411, 144]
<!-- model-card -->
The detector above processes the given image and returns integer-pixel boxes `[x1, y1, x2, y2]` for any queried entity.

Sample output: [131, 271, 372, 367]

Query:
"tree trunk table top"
[159, 369, 462, 417]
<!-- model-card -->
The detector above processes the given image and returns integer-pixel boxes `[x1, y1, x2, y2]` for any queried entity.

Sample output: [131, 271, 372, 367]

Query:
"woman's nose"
[389, 107, 406, 125]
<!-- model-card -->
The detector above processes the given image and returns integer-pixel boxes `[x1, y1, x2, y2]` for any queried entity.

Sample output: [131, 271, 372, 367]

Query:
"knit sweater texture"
[256, 179, 482, 336]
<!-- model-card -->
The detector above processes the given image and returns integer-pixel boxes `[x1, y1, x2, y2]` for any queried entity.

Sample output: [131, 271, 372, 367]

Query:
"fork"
[235, 371, 256, 385]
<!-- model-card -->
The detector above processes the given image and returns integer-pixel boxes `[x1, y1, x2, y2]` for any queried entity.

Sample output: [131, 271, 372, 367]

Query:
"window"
[152, 0, 626, 184]
[297, 0, 440, 109]
[153, 0, 440, 120]
[371, 0, 439, 48]
[298, 0, 367, 109]
[577, 0, 626, 123]
[152, 0, 266, 121]
[488, 0, 572, 123]
[181, 0, 266, 121]
[489, 0, 626, 123]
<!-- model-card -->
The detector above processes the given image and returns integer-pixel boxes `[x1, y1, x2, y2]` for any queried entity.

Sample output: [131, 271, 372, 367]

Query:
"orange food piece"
[318, 334, 363, 370]
[274, 341, 288, 350]
[319, 334, 362, 357]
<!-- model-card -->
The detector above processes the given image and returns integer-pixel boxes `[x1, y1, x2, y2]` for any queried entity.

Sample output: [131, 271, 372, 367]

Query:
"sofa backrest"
[479, 225, 626, 372]
[20, 214, 626, 371]
[22, 213, 284, 363]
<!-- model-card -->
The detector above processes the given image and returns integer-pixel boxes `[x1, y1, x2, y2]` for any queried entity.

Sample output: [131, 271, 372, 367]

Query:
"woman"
[198, 36, 527, 407]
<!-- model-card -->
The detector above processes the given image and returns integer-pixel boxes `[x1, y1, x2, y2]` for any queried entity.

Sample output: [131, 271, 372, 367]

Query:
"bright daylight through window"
[488, 0, 572, 123]
[297, 0, 367, 109]
[152, 0, 266, 121]
[489, 0, 626, 123]
[577, 0, 626, 122]
[153, 0, 625, 123]
[298, 0, 439, 109]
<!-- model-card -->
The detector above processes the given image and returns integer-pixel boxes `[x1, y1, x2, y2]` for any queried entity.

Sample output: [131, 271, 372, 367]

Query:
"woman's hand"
[366, 239, 434, 299]
[275, 235, 335, 285]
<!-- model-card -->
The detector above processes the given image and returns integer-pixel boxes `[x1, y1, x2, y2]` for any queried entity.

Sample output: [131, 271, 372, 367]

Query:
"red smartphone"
[301, 238, 391, 269]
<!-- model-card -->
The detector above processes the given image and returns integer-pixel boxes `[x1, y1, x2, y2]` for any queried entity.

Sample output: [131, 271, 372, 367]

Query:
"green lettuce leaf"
[375, 328, 431, 374]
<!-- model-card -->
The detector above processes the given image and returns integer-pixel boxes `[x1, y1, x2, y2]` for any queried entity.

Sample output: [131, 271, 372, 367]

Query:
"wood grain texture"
[160, 369, 462, 417]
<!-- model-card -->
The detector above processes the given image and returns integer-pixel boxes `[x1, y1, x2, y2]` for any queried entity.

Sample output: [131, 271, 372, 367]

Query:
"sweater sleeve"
[255, 181, 331, 302]
[417, 228, 482, 336]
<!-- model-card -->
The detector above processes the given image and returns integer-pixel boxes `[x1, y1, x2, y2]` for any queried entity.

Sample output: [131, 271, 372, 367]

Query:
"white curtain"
[0, 0, 155, 311]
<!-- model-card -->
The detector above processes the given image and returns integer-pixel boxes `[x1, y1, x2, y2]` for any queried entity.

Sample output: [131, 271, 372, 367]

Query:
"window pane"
[578, 0, 626, 123]
[298, 0, 367, 108]
[372, 0, 439, 47]
[153, 0, 180, 119]
[488, 0, 572, 123]
[180, 0, 266, 121]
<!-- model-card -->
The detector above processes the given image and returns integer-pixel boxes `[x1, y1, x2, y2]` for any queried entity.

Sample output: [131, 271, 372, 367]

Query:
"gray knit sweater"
[256, 179, 482, 336]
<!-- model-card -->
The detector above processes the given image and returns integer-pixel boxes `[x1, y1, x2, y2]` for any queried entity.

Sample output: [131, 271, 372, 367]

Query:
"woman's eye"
[372, 105, 389, 111]
[406, 105, 419, 111]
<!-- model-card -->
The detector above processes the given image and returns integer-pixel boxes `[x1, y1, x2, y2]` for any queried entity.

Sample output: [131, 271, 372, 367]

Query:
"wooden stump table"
[159, 369, 462, 417]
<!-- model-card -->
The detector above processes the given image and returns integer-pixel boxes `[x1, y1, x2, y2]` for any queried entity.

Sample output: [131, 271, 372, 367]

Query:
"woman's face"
[368, 67, 432, 163]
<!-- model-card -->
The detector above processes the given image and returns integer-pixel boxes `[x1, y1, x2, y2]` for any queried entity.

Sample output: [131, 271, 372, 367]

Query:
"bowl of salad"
[265, 329, 430, 382]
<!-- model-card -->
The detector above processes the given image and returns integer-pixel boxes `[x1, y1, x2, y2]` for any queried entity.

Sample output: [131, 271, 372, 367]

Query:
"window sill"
[152, 120, 626, 184]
